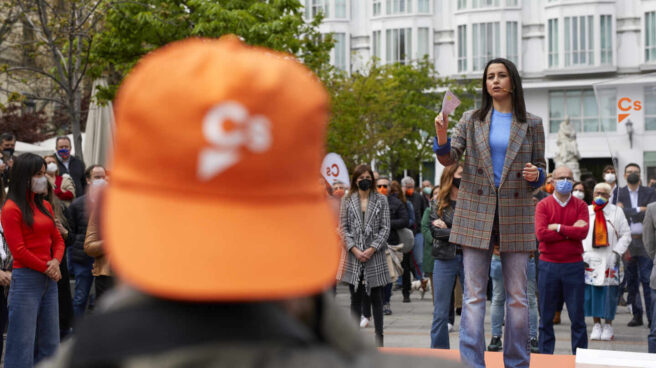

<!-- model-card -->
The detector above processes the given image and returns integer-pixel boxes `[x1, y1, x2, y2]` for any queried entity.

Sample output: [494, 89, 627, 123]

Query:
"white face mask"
[46, 162, 58, 174]
[31, 176, 48, 194]
[572, 190, 585, 200]
[92, 178, 107, 187]
[604, 173, 616, 184]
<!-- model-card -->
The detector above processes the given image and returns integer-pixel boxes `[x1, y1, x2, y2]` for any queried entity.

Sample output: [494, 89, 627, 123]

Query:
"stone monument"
[554, 117, 581, 181]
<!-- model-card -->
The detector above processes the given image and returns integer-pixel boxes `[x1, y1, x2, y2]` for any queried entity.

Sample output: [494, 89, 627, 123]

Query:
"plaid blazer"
[436, 109, 546, 252]
[338, 191, 391, 291]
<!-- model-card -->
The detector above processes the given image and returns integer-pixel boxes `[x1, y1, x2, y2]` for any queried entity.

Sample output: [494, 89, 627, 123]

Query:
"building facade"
[306, 0, 656, 185]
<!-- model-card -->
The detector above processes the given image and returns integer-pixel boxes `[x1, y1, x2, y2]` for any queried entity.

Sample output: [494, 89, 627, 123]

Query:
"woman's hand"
[432, 219, 447, 229]
[362, 248, 375, 260]
[350, 247, 368, 263]
[522, 163, 539, 183]
[0, 271, 11, 286]
[55, 219, 68, 238]
[45, 259, 61, 282]
[434, 113, 448, 145]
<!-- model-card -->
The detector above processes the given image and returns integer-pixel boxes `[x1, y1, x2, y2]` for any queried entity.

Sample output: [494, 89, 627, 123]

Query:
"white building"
[305, 0, 656, 186]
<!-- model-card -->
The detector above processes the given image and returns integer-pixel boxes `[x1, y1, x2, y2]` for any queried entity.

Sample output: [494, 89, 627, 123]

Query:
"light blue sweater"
[489, 109, 512, 188]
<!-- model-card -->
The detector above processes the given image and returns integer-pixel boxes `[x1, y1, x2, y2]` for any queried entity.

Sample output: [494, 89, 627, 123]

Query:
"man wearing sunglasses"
[535, 165, 590, 355]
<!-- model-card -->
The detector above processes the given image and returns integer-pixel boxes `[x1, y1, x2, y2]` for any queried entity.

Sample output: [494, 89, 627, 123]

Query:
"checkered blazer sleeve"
[436, 111, 470, 167]
[530, 117, 547, 171]
[339, 196, 356, 251]
[370, 196, 390, 251]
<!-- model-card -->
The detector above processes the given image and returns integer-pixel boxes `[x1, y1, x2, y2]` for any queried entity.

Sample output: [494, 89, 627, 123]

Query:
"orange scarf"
[592, 202, 609, 248]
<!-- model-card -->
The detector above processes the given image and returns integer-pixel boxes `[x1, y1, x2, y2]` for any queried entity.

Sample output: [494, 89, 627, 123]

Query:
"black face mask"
[627, 173, 640, 185]
[452, 177, 461, 189]
[357, 179, 372, 191]
[2, 148, 13, 157]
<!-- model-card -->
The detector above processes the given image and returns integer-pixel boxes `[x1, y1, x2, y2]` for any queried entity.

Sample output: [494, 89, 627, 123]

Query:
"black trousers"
[95, 275, 115, 302]
[402, 253, 412, 298]
[57, 250, 74, 336]
[350, 283, 384, 346]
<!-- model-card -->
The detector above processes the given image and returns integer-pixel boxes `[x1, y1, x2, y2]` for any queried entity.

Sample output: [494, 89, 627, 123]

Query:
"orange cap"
[103, 36, 340, 301]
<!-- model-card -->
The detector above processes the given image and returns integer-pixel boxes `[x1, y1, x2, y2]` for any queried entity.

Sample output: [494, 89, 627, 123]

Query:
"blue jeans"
[624, 255, 653, 323]
[413, 233, 424, 279]
[70, 261, 94, 318]
[5, 268, 59, 368]
[430, 254, 464, 349]
[649, 288, 656, 353]
[538, 260, 587, 354]
[490, 256, 538, 339]
[460, 246, 529, 368]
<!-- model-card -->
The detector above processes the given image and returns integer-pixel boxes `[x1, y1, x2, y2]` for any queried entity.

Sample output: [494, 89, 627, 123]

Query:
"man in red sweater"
[535, 165, 589, 355]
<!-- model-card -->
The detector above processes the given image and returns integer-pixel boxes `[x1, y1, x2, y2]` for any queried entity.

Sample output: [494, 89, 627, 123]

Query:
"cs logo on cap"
[198, 102, 272, 180]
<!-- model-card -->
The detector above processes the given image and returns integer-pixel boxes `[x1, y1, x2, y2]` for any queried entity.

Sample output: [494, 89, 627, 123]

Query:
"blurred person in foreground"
[582, 183, 630, 341]
[535, 165, 589, 354]
[40, 36, 459, 368]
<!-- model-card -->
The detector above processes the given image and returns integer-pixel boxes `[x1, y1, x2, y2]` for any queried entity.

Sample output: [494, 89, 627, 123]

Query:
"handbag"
[386, 246, 403, 282]
[395, 227, 414, 253]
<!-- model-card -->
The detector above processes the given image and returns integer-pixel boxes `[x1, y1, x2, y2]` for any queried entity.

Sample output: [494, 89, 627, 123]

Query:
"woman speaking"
[433, 58, 546, 368]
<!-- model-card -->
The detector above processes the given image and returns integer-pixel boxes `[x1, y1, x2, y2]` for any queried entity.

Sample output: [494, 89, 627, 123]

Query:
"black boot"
[627, 315, 643, 327]
[487, 336, 502, 351]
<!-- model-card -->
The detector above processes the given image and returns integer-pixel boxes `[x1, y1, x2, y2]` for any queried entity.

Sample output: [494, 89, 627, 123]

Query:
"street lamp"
[625, 119, 634, 149]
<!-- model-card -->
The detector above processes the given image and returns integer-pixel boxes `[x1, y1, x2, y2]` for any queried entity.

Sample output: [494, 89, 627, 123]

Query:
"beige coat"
[84, 208, 111, 277]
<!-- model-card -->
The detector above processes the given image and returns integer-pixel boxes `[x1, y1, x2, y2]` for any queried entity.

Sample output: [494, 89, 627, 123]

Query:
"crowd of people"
[0, 133, 110, 367]
[0, 36, 655, 368]
[330, 57, 656, 368]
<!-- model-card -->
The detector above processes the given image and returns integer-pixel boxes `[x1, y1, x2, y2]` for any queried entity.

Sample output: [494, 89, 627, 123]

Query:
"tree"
[1, 0, 105, 161]
[327, 58, 477, 177]
[90, 0, 334, 101]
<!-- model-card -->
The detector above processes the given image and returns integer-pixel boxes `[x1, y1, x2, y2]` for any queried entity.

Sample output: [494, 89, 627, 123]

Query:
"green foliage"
[91, 0, 334, 100]
[327, 57, 477, 177]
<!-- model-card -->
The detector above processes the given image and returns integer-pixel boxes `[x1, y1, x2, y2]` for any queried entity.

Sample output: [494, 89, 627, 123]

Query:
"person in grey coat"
[338, 164, 391, 347]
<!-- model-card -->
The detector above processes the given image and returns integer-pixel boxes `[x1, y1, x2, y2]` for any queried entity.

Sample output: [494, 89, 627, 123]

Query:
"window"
[386, 28, 412, 64]
[600, 15, 612, 65]
[548, 89, 616, 133]
[646, 12, 656, 62]
[373, 0, 381, 16]
[564, 15, 593, 66]
[334, 33, 347, 71]
[386, 0, 411, 15]
[645, 86, 656, 130]
[472, 0, 499, 8]
[548, 19, 559, 67]
[506, 21, 518, 65]
[418, 0, 429, 13]
[418, 27, 430, 59]
[373, 30, 381, 59]
[335, 0, 346, 18]
[645, 152, 656, 183]
[458, 0, 466, 9]
[473, 22, 500, 71]
[305, 0, 328, 19]
[506, 0, 518, 5]
[458, 25, 467, 72]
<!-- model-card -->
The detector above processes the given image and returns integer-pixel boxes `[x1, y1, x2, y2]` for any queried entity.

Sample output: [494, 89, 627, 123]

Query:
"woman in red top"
[1, 153, 65, 368]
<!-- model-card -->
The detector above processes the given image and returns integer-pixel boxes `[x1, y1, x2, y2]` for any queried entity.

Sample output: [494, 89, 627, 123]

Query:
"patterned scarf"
[592, 201, 609, 248]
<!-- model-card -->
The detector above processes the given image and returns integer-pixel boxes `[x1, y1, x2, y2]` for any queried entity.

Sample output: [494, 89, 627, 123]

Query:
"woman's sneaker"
[383, 303, 392, 315]
[360, 316, 370, 328]
[530, 338, 539, 353]
[487, 336, 502, 351]
[590, 323, 602, 340]
[601, 324, 614, 341]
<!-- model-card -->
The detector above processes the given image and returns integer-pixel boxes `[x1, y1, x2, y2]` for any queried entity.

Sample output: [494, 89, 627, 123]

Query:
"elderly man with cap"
[39, 36, 461, 368]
